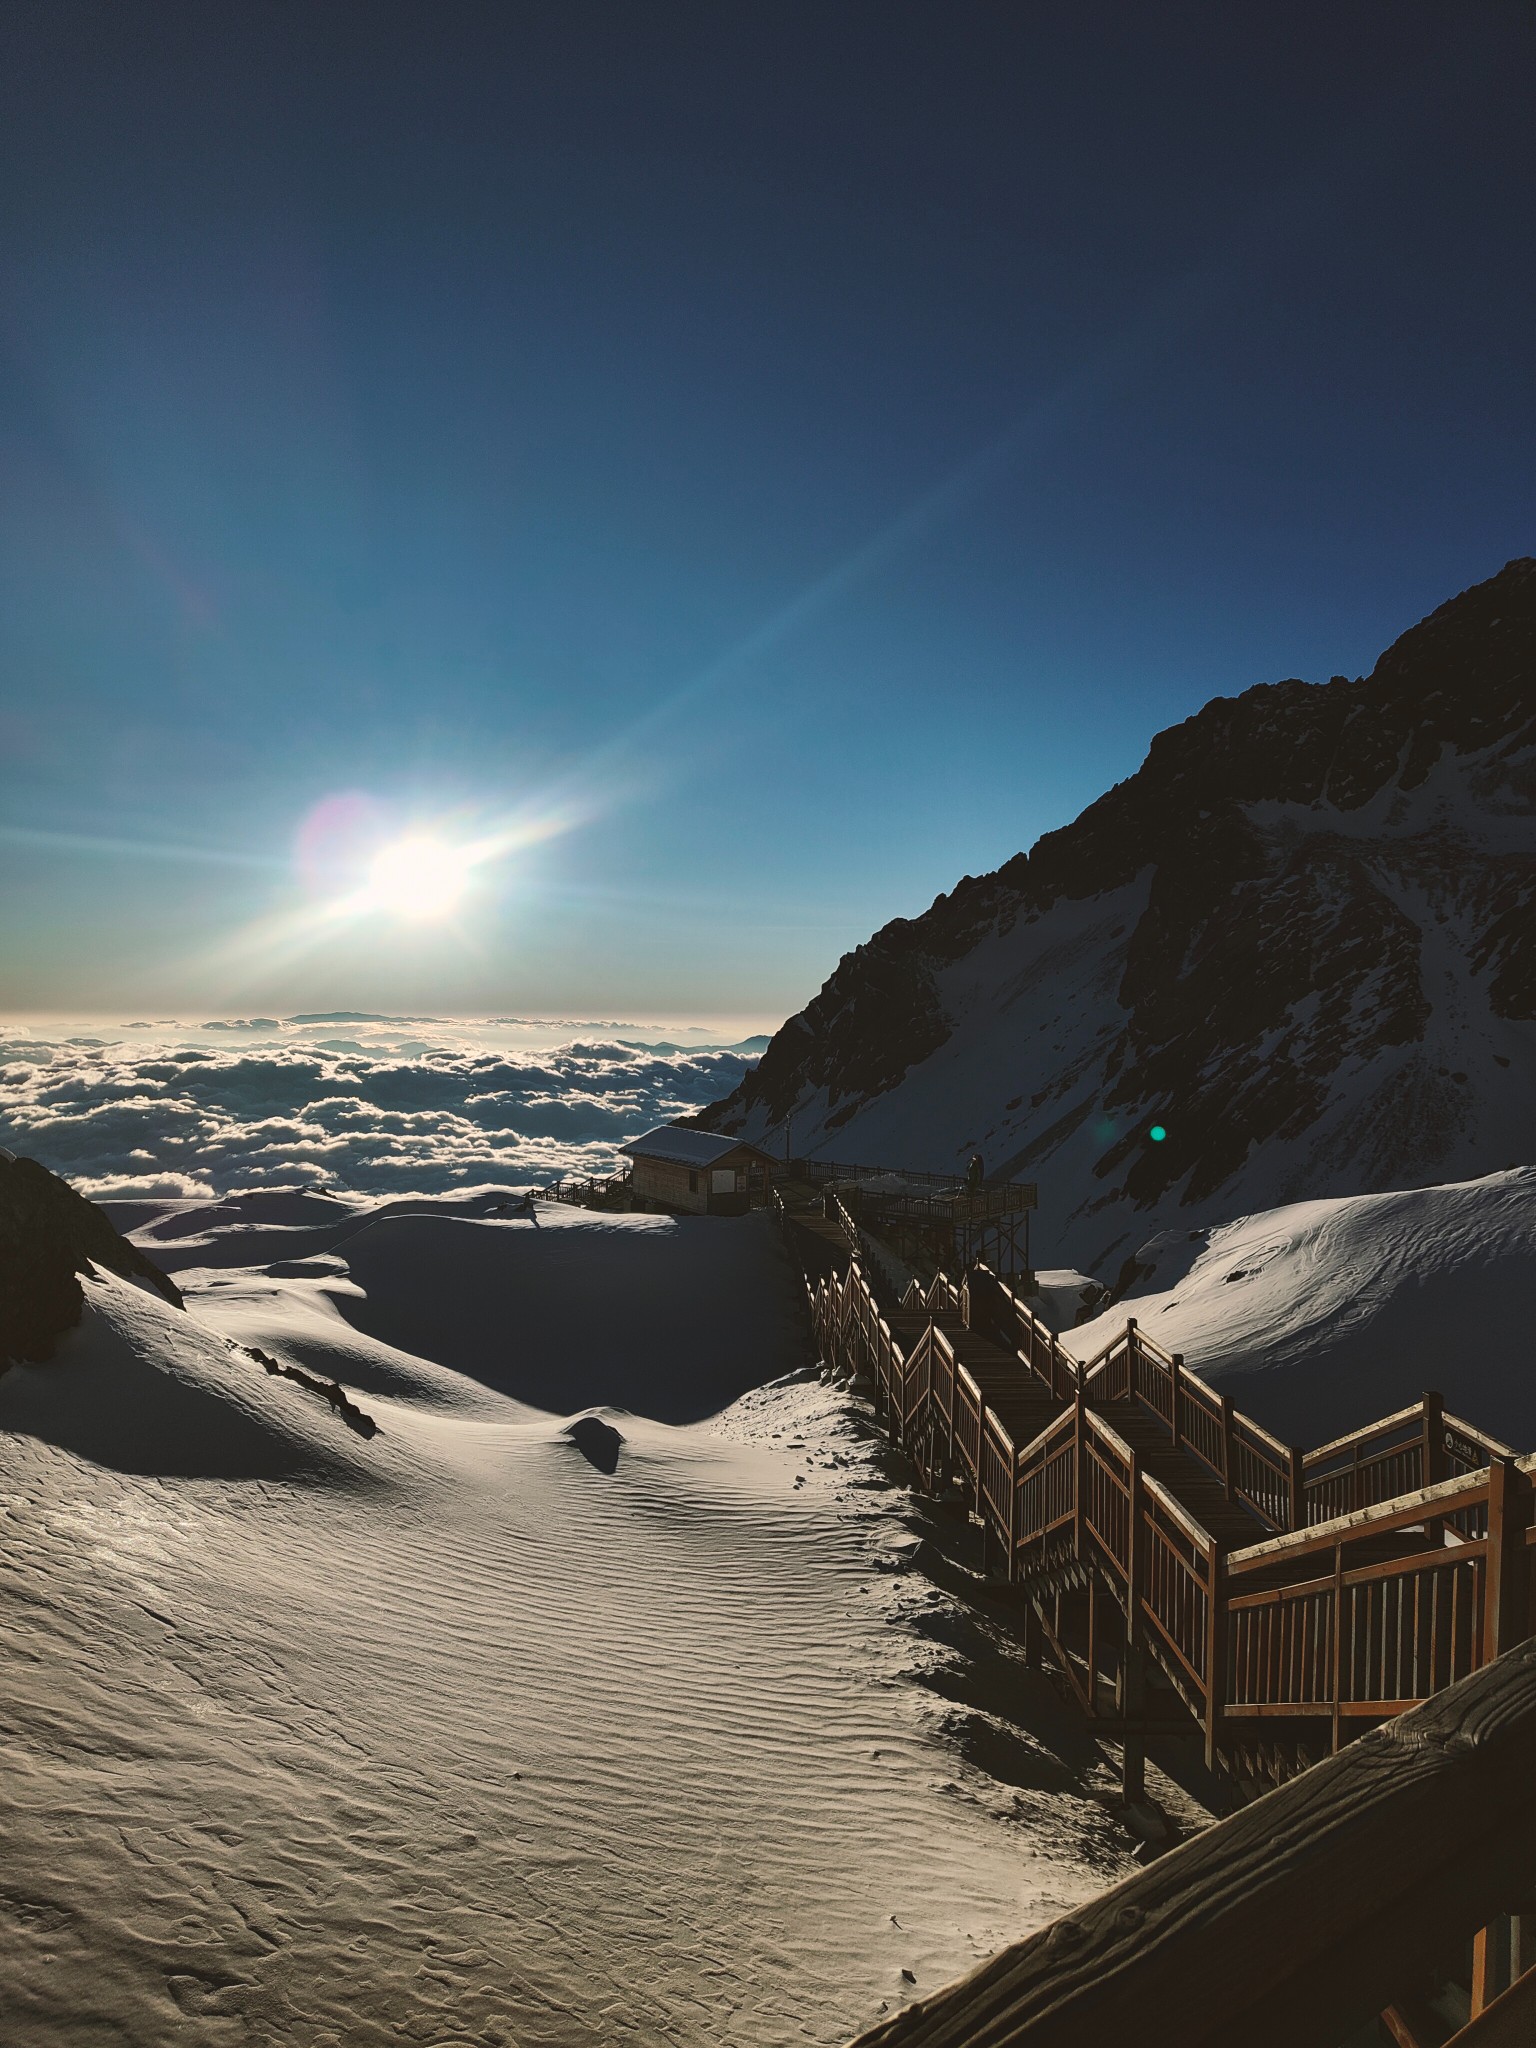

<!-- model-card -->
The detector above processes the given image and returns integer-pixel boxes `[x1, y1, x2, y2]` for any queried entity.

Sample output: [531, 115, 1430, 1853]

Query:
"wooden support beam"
[1120, 1640, 1147, 1806]
[846, 1639, 1536, 2048]
[1023, 1597, 1042, 1672]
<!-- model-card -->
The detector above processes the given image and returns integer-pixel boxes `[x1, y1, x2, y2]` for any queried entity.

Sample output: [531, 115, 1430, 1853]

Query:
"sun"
[365, 834, 473, 921]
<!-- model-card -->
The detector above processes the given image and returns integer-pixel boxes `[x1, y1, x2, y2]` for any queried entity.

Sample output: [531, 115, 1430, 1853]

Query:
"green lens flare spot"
[1149, 1124, 1167, 1142]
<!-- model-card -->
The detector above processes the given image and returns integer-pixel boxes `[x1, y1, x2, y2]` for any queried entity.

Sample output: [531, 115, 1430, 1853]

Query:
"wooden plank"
[1448, 1961, 1536, 2046]
[844, 1639, 1536, 2048]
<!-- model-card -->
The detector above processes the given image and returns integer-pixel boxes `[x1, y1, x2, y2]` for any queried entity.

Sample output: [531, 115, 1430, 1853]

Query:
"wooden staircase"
[802, 1249, 1535, 1799]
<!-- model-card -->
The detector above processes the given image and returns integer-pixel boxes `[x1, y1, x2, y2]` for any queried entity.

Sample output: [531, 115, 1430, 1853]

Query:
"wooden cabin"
[620, 1127, 776, 1216]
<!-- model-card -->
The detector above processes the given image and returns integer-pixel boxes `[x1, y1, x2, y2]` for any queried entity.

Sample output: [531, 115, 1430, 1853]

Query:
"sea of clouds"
[0, 1020, 762, 1198]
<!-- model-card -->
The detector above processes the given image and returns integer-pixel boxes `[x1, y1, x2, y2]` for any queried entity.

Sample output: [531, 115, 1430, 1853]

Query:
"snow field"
[0, 1206, 1129, 2046]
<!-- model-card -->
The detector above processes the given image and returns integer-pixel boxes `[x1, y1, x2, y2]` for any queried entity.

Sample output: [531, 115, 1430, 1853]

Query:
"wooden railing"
[809, 1250, 1536, 2048]
[545, 1169, 631, 1206]
[1223, 1458, 1534, 1731]
[807, 1256, 1536, 1775]
[1301, 1399, 1515, 1522]
[791, 1154, 1038, 1223]
[1140, 1476, 1219, 1728]
[1076, 1316, 1300, 1533]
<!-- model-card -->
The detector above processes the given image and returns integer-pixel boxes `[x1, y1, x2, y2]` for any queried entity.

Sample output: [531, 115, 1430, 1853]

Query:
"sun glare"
[366, 835, 472, 921]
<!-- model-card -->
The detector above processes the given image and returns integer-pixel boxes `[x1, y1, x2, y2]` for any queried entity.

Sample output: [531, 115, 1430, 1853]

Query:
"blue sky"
[2, 3, 1532, 1020]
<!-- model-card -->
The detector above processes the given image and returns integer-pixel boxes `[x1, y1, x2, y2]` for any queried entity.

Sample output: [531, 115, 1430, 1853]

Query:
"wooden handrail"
[1228, 1466, 1496, 1571]
[1082, 1406, 1136, 1467]
[1229, 1406, 1292, 1462]
[846, 1639, 1536, 2048]
[1304, 1399, 1444, 1466]
[1140, 1467, 1215, 1549]
[1444, 1411, 1521, 1461]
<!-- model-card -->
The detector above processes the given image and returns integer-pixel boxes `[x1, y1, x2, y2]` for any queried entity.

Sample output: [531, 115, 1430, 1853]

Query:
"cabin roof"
[620, 1125, 771, 1169]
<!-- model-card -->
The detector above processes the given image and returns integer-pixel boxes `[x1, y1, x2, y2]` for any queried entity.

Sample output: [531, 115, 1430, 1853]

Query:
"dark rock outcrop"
[564, 1413, 624, 1474]
[0, 1154, 183, 1366]
[701, 560, 1536, 1271]
[238, 1342, 380, 1438]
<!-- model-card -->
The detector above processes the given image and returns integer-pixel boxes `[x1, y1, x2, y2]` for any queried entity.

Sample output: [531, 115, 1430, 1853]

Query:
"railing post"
[1203, 1540, 1225, 1773]
[1330, 1538, 1345, 1754]
[1073, 1369, 1087, 1560]
[1118, 1451, 1149, 1801]
[1007, 1450, 1020, 1584]
[1125, 1316, 1138, 1402]
[1422, 1390, 1446, 1489]
[1169, 1352, 1183, 1447]
[1221, 1393, 1237, 1504]
[1288, 1445, 1305, 1533]
[1483, 1455, 1530, 1662]
[1126, 1449, 1143, 1624]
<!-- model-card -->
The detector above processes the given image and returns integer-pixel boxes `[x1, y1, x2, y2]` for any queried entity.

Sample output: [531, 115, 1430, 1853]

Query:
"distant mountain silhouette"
[701, 560, 1536, 1275]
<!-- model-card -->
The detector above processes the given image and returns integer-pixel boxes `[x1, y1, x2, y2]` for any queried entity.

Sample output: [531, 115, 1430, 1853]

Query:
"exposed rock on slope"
[0, 1153, 183, 1364]
[702, 560, 1536, 1274]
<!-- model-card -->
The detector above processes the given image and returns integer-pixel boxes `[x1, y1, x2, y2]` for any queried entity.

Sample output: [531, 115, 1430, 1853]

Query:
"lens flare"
[1149, 1124, 1168, 1142]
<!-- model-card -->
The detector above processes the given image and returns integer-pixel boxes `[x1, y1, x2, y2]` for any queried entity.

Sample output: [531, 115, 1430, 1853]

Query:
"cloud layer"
[0, 1027, 753, 1197]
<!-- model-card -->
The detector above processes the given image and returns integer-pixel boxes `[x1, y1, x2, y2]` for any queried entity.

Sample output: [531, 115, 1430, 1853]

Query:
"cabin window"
[688, 1170, 698, 1192]
[711, 1169, 736, 1194]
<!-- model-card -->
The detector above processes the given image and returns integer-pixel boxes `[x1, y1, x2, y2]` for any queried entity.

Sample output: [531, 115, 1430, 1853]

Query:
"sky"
[2, 2, 1533, 1024]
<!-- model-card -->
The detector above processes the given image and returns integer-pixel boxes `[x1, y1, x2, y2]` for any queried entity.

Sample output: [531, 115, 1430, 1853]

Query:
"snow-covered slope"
[702, 560, 1536, 1277]
[1, 1202, 1134, 2045]
[124, 1188, 814, 1422]
[1063, 1167, 1536, 1449]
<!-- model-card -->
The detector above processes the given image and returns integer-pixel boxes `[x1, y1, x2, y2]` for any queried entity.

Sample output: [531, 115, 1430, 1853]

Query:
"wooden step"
[1102, 1403, 1268, 1546]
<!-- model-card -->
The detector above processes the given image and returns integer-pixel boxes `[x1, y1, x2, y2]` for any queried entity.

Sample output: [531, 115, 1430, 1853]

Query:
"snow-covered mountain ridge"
[701, 559, 1536, 1275]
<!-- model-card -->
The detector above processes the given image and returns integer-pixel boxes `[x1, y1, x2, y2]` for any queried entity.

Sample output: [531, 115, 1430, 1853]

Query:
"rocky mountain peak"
[702, 560, 1536, 1275]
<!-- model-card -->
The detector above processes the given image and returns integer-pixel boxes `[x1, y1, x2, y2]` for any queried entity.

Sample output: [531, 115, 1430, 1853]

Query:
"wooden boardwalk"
[807, 1255, 1536, 1794]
